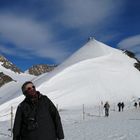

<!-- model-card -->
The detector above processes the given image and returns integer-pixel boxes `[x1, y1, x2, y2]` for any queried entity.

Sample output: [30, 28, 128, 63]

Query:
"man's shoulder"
[41, 94, 50, 101]
[17, 99, 28, 108]
[40, 94, 52, 104]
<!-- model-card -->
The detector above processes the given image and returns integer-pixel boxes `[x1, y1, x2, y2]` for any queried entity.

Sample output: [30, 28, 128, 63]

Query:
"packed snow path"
[62, 107, 140, 140]
[0, 107, 140, 140]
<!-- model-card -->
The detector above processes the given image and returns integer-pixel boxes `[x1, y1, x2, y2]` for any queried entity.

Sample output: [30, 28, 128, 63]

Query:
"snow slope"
[0, 63, 35, 104]
[62, 107, 140, 140]
[1, 106, 140, 140]
[0, 38, 140, 112]
[36, 39, 140, 108]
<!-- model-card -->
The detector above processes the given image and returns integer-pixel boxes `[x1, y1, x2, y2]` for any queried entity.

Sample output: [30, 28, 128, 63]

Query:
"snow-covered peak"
[59, 39, 119, 68]
[34, 39, 139, 108]
[35, 38, 135, 85]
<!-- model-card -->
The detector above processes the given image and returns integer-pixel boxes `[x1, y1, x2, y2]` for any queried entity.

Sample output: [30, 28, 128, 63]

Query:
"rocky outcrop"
[0, 72, 13, 87]
[124, 50, 135, 58]
[134, 63, 140, 71]
[0, 55, 22, 73]
[28, 64, 57, 76]
[123, 50, 140, 71]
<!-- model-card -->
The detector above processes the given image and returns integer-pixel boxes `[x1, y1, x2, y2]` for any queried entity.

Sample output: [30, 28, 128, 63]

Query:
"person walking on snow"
[13, 81, 64, 140]
[104, 102, 110, 117]
[134, 102, 138, 108]
[121, 102, 125, 111]
[117, 102, 122, 112]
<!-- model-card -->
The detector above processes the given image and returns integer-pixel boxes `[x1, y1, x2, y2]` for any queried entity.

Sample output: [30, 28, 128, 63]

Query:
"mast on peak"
[88, 36, 94, 41]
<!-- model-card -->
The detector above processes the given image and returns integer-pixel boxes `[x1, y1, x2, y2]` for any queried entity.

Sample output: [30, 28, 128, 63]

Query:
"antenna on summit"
[88, 36, 94, 41]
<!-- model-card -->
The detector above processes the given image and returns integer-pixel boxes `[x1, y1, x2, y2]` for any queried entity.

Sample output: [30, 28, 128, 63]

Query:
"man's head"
[22, 81, 37, 97]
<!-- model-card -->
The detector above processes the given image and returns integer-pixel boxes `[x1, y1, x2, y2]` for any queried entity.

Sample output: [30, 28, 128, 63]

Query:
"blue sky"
[0, 0, 140, 71]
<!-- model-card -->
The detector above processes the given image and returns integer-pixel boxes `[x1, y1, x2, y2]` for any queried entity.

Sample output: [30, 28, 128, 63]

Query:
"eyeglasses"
[26, 86, 35, 91]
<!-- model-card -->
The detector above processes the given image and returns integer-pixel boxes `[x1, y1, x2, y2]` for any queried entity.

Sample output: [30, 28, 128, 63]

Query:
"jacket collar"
[24, 91, 42, 104]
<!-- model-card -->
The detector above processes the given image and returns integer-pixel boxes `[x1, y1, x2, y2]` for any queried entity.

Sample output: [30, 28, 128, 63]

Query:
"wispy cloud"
[0, 45, 15, 55]
[0, 14, 70, 62]
[118, 35, 140, 49]
[0, 44, 33, 59]
[54, 0, 124, 30]
[118, 35, 140, 58]
[0, 0, 126, 64]
[0, 14, 52, 50]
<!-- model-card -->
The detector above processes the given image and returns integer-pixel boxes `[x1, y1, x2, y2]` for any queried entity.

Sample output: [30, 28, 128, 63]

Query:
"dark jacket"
[13, 93, 64, 140]
[104, 103, 110, 110]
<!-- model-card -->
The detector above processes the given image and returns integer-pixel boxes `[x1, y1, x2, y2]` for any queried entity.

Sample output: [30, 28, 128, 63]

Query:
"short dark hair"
[21, 81, 33, 93]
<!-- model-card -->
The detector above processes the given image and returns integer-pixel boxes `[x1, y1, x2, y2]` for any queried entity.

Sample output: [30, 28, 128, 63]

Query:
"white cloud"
[118, 35, 140, 50]
[55, 0, 124, 30]
[0, 14, 70, 62]
[118, 35, 140, 59]
[0, 45, 15, 55]
[0, 14, 52, 50]
[0, 44, 35, 59]
[0, 0, 126, 63]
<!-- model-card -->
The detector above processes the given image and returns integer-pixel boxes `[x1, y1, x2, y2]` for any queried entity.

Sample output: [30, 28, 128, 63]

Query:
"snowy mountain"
[36, 39, 140, 108]
[0, 56, 35, 105]
[0, 38, 140, 114]
[0, 55, 22, 73]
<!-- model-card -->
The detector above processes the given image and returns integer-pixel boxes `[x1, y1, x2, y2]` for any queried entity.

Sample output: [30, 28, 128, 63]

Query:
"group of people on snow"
[103, 100, 140, 117]
[117, 102, 125, 112]
[103, 101, 125, 117]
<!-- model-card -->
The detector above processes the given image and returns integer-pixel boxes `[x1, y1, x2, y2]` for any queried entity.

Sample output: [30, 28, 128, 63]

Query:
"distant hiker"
[117, 102, 122, 112]
[121, 102, 125, 111]
[13, 81, 64, 140]
[104, 102, 110, 117]
[134, 102, 138, 108]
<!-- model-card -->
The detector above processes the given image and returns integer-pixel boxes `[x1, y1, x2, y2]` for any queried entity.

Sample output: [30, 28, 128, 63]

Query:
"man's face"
[25, 83, 36, 96]
[25, 83, 35, 92]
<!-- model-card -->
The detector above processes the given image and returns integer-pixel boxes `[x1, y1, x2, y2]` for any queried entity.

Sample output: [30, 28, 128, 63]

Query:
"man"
[117, 102, 122, 112]
[121, 102, 125, 111]
[104, 101, 110, 117]
[134, 102, 137, 108]
[13, 81, 64, 140]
